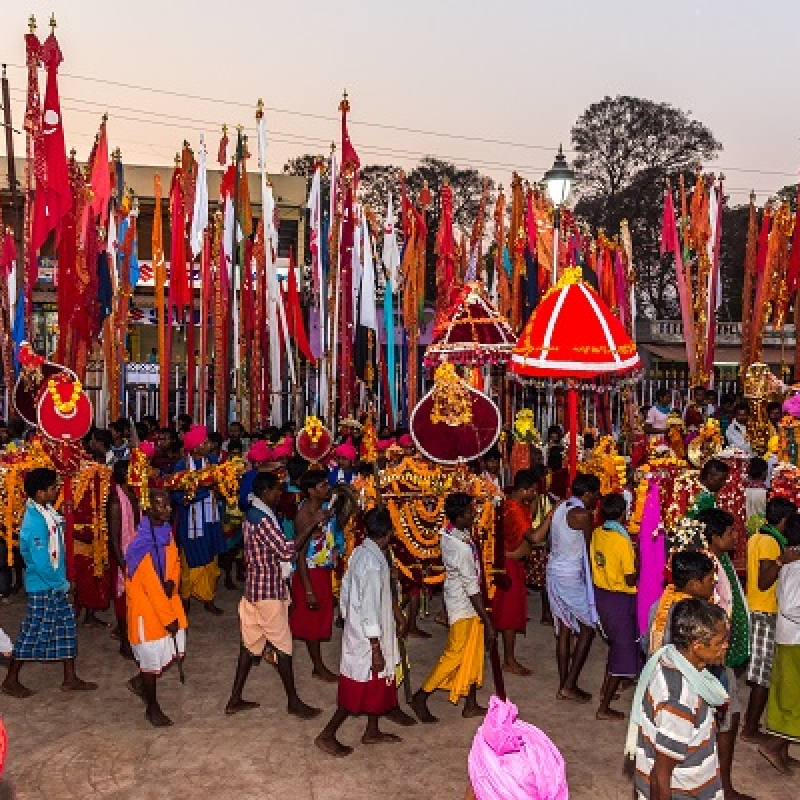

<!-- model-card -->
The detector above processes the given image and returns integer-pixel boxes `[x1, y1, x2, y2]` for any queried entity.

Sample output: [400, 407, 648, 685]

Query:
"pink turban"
[138, 441, 156, 459]
[272, 437, 294, 459]
[334, 441, 358, 462]
[468, 696, 567, 800]
[783, 393, 800, 418]
[247, 440, 273, 464]
[377, 437, 396, 452]
[183, 424, 208, 452]
[398, 434, 413, 448]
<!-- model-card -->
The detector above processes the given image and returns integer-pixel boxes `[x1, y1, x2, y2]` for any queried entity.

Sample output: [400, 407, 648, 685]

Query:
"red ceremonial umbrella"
[510, 268, 640, 478]
[424, 282, 517, 368]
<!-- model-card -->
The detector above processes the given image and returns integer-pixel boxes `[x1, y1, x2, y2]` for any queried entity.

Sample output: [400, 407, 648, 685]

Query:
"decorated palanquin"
[355, 456, 499, 600]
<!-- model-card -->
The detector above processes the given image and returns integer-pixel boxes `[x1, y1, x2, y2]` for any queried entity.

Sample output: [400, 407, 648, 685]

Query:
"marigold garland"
[46, 377, 83, 415]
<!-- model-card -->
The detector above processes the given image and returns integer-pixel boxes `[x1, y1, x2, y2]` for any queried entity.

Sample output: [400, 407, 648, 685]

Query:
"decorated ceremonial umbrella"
[424, 282, 517, 368]
[510, 268, 640, 478]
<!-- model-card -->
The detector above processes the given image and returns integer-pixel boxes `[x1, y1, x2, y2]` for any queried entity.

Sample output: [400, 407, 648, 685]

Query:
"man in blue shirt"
[2, 468, 98, 698]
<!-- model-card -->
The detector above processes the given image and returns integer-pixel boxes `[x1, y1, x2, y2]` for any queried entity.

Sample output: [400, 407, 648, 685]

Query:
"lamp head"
[544, 144, 576, 207]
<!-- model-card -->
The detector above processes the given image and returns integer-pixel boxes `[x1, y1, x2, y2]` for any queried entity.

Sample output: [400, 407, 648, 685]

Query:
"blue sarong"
[13, 590, 77, 661]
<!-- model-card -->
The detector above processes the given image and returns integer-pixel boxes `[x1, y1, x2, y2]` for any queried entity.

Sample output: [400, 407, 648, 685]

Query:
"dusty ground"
[0, 587, 795, 800]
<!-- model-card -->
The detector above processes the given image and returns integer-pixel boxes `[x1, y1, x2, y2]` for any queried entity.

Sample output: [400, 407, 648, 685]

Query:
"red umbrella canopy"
[511, 268, 640, 379]
[424, 282, 517, 368]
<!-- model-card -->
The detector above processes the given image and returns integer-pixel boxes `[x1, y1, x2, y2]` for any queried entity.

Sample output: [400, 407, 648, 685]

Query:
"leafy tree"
[571, 96, 721, 319]
[777, 183, 798, 212]
[282, 153, 331, 216]
[358, 165, 402, 222]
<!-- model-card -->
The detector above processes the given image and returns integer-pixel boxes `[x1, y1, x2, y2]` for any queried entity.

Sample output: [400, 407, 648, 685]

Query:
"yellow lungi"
[179, 554, 220, 603]
[239, 597, 293, 657]
[422, 616, 484, 703]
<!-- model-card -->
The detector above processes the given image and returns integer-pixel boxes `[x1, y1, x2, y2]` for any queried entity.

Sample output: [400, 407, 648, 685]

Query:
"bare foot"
[61, 678, 98, 692]
[758, 747, 793, 776]
[740, 728, 771, 745]
[225, 698, 260, 716]
[410, 693, 438, 724]
[557, 687, 592, 704]
[203, 602, 225, 616]
[407, 627, 432, 639]
[127, 676, 144, 700]
[287, 698, 321, 720]
[385, 707, 417, 727]
[145, 705, 174, 727]
[312, 667, 339, 683]
[315, 734, 354, 757]
[361, 730, 403, 745]
[1, 680, 35, 698]
[503, 661, 532, 677]
[462, 703, 488, 719]
[596, 707, 626, 721]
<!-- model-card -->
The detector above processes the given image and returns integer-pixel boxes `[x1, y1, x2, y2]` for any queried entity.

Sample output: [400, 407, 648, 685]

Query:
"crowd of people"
[1, 398, 799, 799]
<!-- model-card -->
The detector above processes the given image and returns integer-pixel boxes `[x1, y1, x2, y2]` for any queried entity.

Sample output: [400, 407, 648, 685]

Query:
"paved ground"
[0, 586, 795, 800]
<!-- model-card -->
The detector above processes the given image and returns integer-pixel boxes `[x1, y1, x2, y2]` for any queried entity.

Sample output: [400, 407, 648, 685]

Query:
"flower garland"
[304, 415, 325, 445]
[577, 435, 627, 495]
[628, 476, 649, 535]
[46, 377, 83, 416]
[162, 460, 246, 506]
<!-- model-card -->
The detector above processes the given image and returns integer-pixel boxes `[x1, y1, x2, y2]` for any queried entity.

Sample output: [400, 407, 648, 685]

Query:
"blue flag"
[384, 278, 397, 425]
[11, 287, 25, 375]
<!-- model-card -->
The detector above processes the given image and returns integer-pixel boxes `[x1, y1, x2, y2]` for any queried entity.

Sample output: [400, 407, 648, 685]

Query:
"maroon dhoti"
[289, 566, 334, 642]
[491, 557, 527, 633]
[338, 674, 398, 715]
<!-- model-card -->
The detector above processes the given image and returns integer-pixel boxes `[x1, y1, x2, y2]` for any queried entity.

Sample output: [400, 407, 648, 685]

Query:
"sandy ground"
[0, 586, 795, 799]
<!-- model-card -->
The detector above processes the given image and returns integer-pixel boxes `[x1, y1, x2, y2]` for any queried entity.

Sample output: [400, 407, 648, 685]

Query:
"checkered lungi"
[747, 611, 777, 688]
[12, 590, 77, 661]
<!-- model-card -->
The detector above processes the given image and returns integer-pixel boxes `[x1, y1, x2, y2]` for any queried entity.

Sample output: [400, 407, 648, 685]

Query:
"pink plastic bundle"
[468, 696, 568, 800]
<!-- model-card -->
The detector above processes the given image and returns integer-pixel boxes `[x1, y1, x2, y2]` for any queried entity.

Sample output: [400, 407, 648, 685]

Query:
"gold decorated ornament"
[687, 419, 723, 467]
[47, 377, 83, 416]
[303, 415, 325, 445]
[744, 362, 777, 456]
[513, 409, 540, 444]
[577, 435, 627, 495]
[430, 363, 472, 428]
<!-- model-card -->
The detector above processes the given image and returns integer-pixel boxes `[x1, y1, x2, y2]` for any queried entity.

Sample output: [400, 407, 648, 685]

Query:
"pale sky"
[2, 0, 798, 205]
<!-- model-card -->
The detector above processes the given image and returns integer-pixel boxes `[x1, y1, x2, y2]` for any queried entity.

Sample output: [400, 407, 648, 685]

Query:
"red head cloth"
[272, 437, 294, 460]
[398, 434, 414, 449]
[183, 424, 208, 452]
[36, 373, 93, 442]
[247, 440, 273, 464]
[138, 441, 156, 460]
[334, 440, 358, 463]
[377, 437, 396, 451]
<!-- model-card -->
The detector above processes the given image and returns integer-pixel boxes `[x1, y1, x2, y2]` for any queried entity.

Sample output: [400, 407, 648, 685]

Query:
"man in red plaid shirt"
[225, 471, 320, 719]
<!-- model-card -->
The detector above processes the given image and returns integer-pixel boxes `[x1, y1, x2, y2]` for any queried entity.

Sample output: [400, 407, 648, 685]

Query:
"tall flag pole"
[153, 173, 168, 425]
[22, 16, 42, 339]
[327, 143, 340, 426]
[382, 192, 400, 425]
[338, 91, 360, 417]
[307, 158, 327, 414]
[704, 175, 724, 384]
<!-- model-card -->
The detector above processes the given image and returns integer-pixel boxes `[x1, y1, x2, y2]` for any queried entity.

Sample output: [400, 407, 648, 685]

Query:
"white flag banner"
[382, 192, 400, 288]
[190, 134, 209, 257]
[359, 215, 377, 330]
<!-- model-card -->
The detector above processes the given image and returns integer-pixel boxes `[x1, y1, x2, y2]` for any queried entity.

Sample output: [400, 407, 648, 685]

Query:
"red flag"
[787, 185, 800, 294]
[284, 251, 316, 363]
[339, 94, 360, 173]
[30, 34, 71, 259]
[169, 168, 191, 311]
[660, 187, 677, 255]
[755, 207, 772, 276]
[90, 118, 111, 226]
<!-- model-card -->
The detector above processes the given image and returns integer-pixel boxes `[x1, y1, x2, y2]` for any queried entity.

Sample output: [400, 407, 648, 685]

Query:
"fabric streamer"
[636, 478, 665, 637]
[468, 696, 568, 800]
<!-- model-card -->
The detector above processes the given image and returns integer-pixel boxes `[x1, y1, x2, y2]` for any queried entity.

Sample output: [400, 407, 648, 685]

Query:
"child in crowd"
[591, 492, 639, 721]
[760, 512, 800, 774]
[744, 457, 768, 531]
[741, 496, 798, 742]
[125, 488, 188, 727]
[2, 468, 97, 698]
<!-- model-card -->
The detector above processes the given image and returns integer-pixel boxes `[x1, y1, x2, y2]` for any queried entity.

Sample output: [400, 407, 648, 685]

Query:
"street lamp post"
[544, 144, 576, 286]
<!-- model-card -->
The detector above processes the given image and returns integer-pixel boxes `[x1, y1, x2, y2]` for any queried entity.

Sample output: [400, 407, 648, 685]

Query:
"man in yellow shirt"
[590, 493, 639, 721]
[742, 496, 798, 743]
